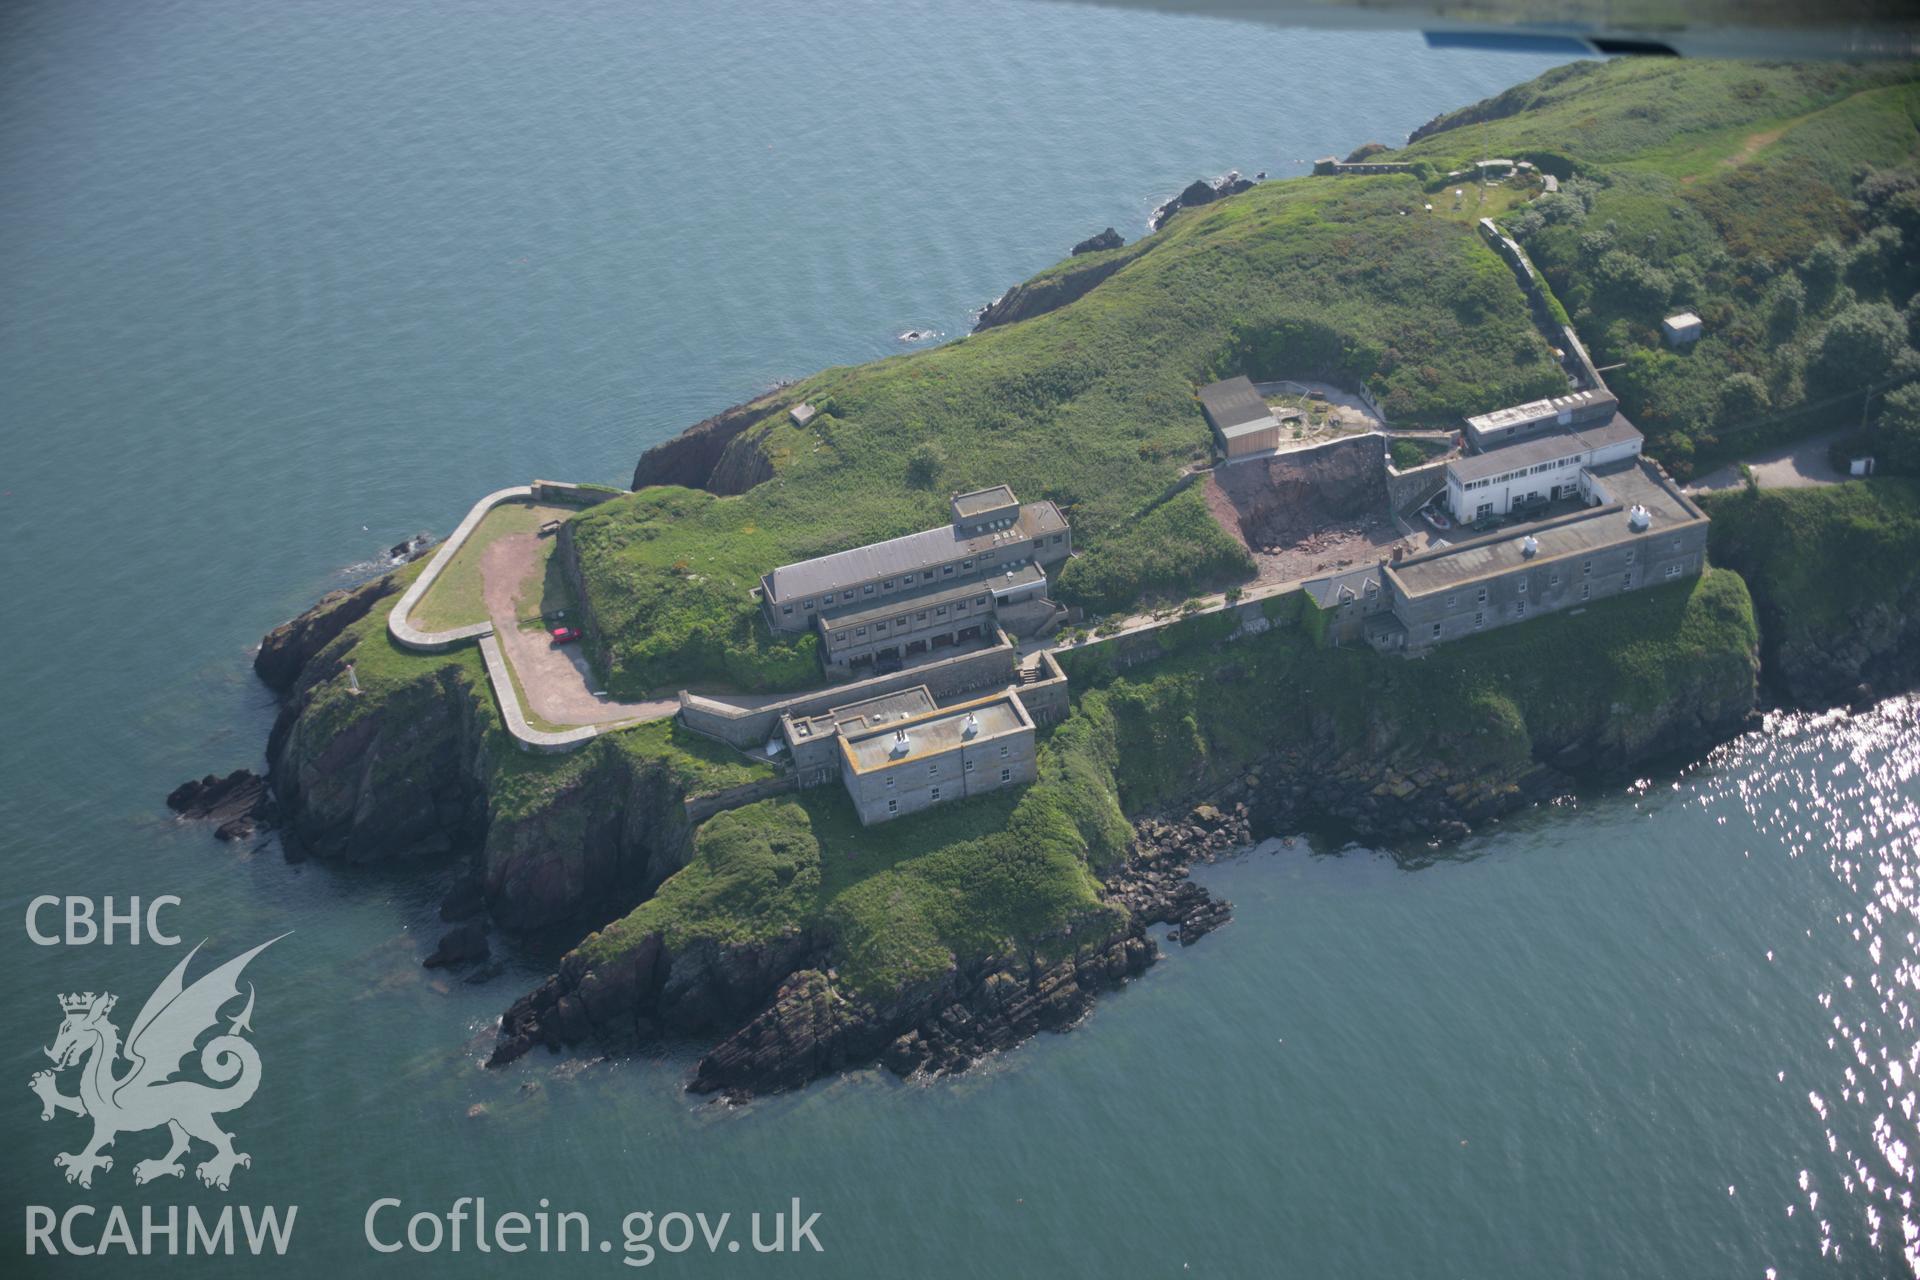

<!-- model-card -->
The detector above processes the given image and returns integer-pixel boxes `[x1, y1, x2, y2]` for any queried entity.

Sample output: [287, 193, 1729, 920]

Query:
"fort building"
[835, 689, 1040, 825]
[758, 486, 1072, 672]
[1461, 388, 1619, 451]
[1444, 415, 1644, 524]
[1309, 456, 1708, 652]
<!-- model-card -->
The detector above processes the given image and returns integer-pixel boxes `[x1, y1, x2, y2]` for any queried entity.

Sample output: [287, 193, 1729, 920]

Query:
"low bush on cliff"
[578, 696, 1135, 996]
[1062, 568, 1757, 812]
[1702, 479, 1920, 641]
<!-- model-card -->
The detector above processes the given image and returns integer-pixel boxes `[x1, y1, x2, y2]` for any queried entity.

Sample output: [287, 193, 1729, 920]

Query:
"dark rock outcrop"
[1148, 171, 1256, 231]
[974, 251, 1136, 332]
[629, 392, 784, 493]
[1764, 584, 1920, 709]
[254, 574, 403, 693]
[424, 920, 489, 969]
[167, 769, 275, 842]
[1071, 227, 1124, 256]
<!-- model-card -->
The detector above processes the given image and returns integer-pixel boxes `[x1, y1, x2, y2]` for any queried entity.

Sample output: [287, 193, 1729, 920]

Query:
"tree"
[1877, 381, 1920, 474]
[1815, 302, 1911, 391]
[905, 442, 943, 489]
[1801, 237, 1847, 312]
[1767, 275, 1805, 339]
[1718, 372, 1770, 425]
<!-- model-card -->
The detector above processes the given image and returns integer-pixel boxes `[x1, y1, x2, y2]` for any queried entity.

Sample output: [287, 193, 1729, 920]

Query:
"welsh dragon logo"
[28, 936, 284, 1190]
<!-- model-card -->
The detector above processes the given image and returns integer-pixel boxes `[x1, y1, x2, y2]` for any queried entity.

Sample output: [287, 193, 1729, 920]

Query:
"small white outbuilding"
[1662, 313, 1703, 347]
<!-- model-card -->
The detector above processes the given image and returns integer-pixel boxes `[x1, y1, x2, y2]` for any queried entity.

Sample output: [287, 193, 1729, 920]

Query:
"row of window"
[880, 743, 1015, 788]
[832, 594, 994, 644]
[780, 536, 1064, 616]
[884, 768, 1016, 813]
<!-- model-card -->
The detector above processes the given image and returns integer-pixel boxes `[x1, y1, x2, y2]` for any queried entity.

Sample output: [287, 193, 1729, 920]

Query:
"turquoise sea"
[4, 1, 1917, 1275]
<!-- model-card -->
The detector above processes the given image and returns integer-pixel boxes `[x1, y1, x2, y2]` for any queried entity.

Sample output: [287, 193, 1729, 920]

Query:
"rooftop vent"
[1627, 504, 1652, 532]
[890, 728, 911, 758]
[1520, 535, 1540, 558]
[962, 713, 980, 739]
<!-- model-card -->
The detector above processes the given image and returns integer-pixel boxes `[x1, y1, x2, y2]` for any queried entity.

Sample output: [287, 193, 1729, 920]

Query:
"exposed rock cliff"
[254, 574, 403, 692]
[629, 391, 785, 493]
[1148, 171, 1257, 231]
[973, 247, 1138, 332]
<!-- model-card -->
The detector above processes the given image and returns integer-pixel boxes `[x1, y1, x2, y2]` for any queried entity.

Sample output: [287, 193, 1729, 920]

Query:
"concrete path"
[481, 532, 677, 727]
[1688, 429, 1848, 495]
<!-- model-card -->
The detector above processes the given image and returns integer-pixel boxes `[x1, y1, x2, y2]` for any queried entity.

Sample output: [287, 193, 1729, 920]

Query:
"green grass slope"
[1397, 60, 1920, 474]
[573, 171, 1569, 694]
[578, 568, 1757, 998]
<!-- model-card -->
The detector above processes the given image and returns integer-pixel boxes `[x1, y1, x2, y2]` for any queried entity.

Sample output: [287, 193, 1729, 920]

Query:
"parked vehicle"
[549, 625, 581, 645]
[1421, 505, 1452, 530]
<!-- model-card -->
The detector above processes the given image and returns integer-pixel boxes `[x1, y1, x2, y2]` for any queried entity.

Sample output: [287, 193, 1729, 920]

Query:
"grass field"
[411, 499, 577, 633]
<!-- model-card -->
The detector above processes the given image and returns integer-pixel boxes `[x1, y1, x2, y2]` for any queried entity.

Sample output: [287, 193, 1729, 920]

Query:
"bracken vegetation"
[1400, 60, 1920, 476]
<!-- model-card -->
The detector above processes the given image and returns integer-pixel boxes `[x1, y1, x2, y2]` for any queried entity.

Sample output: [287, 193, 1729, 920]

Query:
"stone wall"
[679, 641, 1019, 749]
[532, 479, 625, 507]
[1385, 456, 1450, 515]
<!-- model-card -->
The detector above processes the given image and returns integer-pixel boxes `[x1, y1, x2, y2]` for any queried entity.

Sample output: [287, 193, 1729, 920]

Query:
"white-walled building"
[1662, 313, 1703, 346]
[1444, 417, 1644, 524]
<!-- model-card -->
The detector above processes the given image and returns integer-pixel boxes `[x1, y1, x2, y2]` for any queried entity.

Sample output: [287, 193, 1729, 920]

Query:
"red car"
[549, 626, 581, 645]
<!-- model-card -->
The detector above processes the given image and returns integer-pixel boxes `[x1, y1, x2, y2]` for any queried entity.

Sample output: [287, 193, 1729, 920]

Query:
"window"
[956, 599, 967, 611]
[975, 595, 987, 606]
[1671, 538, 1682, 551]
[1549, 573, 1559, 588]
[887, 799, 898, 814]
[803, 599, 815, 611]
[1580, 584, 1591, 601]
[1622, 572, 1633, 587]
[930, 787, 941, 802]
[982, 551, 996, 563]
[856, 626, 867, 637]
[924, 571, 935, 582]
[1624, 550, 1635, 566]
[1582, 559, 1592, 577]
[1477, 587, 1488, 605]
[781, 603, 792, 615]
[1665, 563, 1684, 579]
[964, 759, 974, 772]
[1473, 612, 1485, 629]
[1517, 578, 1528, 594]
[884, 776, 894, 789]
[962, 559, 974, 571]
[1445, 593, 1457, 610]
[863, 584, 875, 595]
[999, 744, 1010, 758]
[1052, 534, 1064, 544]
[834, 632, 846, 642]
[1431, 623, 1443, 639]
[843, 590, 854, 602]
[895, 617, 907, 628]
[883, 579, 894, 591]
[942, 565, 955, 577]
[936, 605, 948, 616]
[916, 612, 927, 622]
[874, 621, 886, 633]
[1000, 768, 1012, 782]
[1515, 600, 1527, 618]
[1032, 538, 1043, 549]
[928, 763, 938, 777]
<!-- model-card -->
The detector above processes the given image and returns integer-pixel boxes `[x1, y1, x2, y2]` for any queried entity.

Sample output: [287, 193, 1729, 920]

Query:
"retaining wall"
[679, 641, 1020, 749]
[1386, 457, 1450, 514]
[388, 485, 533, 652]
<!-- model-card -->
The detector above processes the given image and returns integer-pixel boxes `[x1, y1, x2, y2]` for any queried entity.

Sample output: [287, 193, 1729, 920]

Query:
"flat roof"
[1664, 312, 1702, 328]
[1449, 415, 1642, 484]
[952, 485, 1018, 519]
[765, 501, 1066, 603]
[1391, 459, 1704, 597]
[1197, 377, 1274, 432]
[839, 691, 1032, 775]
[786, 685, 938, 742]
[1464, 389, 1616, 435]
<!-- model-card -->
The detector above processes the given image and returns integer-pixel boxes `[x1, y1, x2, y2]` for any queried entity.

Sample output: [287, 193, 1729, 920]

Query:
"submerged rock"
[166, 769, 274, 842]
[424, 920, 489, 970]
